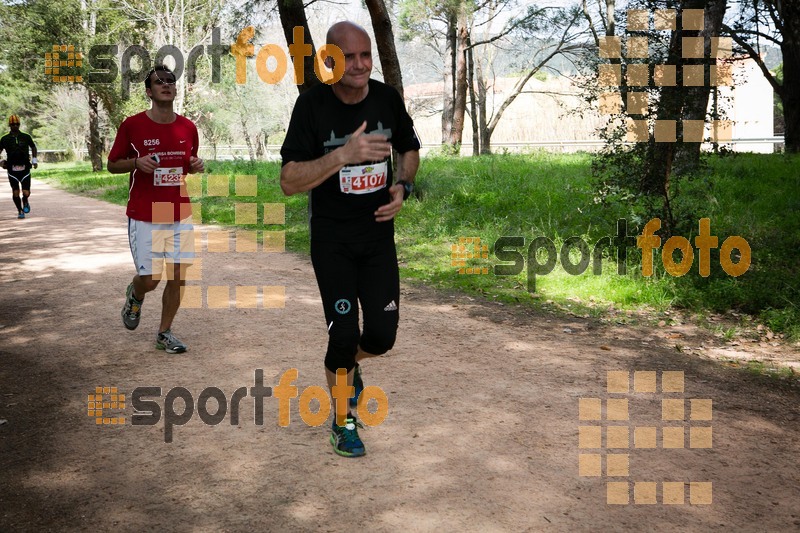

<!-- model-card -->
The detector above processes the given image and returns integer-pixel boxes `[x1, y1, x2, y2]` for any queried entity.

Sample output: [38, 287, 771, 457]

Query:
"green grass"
[719, 359, 799, 383]
[37, 152, 800, 340]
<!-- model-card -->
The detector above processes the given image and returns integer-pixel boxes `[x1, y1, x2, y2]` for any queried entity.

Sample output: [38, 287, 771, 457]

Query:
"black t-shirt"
[281, 79, 420, 243]
[0, 132, 36, 166]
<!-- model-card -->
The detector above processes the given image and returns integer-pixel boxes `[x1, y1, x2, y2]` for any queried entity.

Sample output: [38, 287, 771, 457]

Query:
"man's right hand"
[136, 155, 159, 173]
[340, 121, 391, 164]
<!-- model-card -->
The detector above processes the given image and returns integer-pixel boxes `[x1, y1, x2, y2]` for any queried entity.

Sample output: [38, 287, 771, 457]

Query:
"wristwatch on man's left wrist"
[396, 180, 414, 201]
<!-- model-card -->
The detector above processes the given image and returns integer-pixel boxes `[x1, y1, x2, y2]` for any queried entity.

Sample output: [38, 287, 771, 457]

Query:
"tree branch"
[722, 23, 782, 98]
[582, 0, 599, 45]
[722, 25, 782, 47]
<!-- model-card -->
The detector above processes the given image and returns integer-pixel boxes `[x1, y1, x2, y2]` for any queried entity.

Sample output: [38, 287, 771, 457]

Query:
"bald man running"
[280, 21, 420, 457]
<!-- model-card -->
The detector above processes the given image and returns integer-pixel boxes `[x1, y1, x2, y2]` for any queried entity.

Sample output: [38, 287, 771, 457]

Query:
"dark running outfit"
[281, 79, 421, 373]
[1, 131, 36, 191]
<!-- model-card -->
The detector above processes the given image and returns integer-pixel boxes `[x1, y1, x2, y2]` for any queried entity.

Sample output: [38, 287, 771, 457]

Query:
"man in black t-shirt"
[280, 20, 420, 457]
[0, 115, 38, 219]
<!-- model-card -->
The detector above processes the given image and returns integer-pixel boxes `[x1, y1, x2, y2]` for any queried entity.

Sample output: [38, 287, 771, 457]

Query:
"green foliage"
[0, 71, 40, 129]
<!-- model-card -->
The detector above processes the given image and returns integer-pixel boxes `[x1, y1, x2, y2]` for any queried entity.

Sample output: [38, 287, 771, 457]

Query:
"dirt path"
[1, 181, 799, 532]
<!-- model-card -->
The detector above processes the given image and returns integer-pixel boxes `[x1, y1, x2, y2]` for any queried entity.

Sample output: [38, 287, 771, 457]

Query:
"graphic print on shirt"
[323, 122, 393, 196]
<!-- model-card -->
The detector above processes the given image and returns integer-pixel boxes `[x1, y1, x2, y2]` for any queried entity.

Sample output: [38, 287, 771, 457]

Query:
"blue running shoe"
[330, 416, 365, 457]
[17, 212, 24, 219]
[349, 364, 364, 408]
[22, 202, 30, 214]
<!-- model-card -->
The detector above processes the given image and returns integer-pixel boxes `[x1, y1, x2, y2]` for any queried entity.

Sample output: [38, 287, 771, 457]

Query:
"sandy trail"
[1, 180, 799, 531]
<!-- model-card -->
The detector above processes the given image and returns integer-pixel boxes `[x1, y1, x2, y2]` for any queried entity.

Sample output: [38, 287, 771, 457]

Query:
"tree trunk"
[781, 4, 800, 153]
[255, 131, 264, 160]
[277, 0, 318, 94]
[479, 125, 491, 155]
[441, 11, 457, 145]
[365, 0, 404, 98]
[447, 8, 469, 149]
[482, 68, 538, 155]
[476, 58, 490, 155]
[676, 0, 728, 171]
[88, 88, 103, 171]
[646, 0, 707, 234]
[241, 115, 255, 162]
[467, 39, 479, 156]
[644, 28, 681, 227]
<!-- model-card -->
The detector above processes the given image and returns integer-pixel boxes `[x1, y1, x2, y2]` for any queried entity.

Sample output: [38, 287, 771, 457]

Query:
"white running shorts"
[128, 217, 195, 277]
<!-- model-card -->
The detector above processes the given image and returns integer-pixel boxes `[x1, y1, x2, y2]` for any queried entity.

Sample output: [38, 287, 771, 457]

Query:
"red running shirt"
[108, 111, 199, 222]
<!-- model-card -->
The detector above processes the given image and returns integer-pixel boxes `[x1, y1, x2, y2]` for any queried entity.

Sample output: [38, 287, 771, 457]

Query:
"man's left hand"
[374, 184, 404, 222]
[188, 156, 204, 174]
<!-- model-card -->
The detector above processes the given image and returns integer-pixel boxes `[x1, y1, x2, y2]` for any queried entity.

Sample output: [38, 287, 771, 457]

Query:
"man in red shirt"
[108, 65, 204, 353]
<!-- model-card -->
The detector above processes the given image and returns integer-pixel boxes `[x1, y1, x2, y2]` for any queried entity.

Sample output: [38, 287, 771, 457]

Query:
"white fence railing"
[40, 136, 786, 161]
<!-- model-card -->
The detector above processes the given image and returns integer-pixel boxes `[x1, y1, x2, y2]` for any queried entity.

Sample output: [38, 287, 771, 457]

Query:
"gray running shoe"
[156, 329, 187, 354]
[121, 283, 143, 330]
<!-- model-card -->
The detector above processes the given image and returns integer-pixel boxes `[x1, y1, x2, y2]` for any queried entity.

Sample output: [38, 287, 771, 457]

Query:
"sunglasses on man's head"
[152, 76, 177, 86]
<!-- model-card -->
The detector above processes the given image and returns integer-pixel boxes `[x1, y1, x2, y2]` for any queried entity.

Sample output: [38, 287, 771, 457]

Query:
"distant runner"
[0, 115, 38, 219]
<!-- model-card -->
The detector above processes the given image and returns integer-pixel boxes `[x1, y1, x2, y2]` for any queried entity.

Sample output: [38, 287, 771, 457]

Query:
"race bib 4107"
[339, 161, 388, 195]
